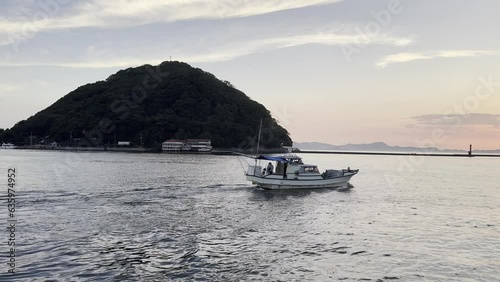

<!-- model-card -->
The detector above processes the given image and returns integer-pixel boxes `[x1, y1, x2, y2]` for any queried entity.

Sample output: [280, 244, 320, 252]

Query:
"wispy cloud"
[187, 32, 414, 63]
[80, 0, 344, 22]
[1, 0, 417, 68]
[411, 113, 500, 128]
[0, 31, 414, 68]
[375, 50, 500, 68]
[0, 83, 20, 98]
[0, 0, 344, 47]
[0, 83, 19, 92]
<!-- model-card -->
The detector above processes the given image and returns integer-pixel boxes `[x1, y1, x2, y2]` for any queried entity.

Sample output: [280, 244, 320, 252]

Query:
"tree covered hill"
[3, 61, 292, 148]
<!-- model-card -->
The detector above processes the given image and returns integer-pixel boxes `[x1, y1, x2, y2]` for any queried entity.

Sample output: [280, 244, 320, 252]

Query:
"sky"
[1, 0, 499, 150]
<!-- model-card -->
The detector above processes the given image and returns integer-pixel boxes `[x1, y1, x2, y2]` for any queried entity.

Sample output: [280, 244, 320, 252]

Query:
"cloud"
[81, 0, 344, 22]
[0, 0, 345, 47]
[0, 58, 145, 69]
[375, 50, 500, 68]
[1, 0, 416, 67]
[0, 0, 415, 68]
[186, 32, 414, 62]
[411, 113, 500, 128]
[0, 83, 19, 92]
[0, 31, 414, 68]
[0, 83, 20, 98]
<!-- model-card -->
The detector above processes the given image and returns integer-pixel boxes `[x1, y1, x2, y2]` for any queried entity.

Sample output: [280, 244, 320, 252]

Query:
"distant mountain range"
[293, 141, 500, 154]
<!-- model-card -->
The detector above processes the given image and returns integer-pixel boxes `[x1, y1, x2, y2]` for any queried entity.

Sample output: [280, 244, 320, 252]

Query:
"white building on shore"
[162, 139, 212, 153]
[162, 139, 184, 152]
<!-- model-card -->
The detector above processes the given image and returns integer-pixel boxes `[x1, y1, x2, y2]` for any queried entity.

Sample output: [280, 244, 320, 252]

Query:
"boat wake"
[199, 183, 252, 190]
[337, 183, 355, 192]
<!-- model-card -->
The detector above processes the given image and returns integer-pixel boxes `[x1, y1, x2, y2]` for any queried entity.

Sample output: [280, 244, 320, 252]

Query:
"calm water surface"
[0, 150, 498, 281]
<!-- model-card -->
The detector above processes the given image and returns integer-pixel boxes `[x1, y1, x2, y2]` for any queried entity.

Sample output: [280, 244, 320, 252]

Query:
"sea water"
[0, 150, 498, 281]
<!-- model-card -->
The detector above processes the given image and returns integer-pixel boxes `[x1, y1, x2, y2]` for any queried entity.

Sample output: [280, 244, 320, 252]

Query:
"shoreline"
[12, 146, 151, 153]
[299, 150, 500, 158]
[5, 147, 500, 157]
[7, 146, 279, 155]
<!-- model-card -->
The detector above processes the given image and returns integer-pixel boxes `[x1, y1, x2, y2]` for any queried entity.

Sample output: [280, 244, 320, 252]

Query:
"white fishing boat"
[245, 153, 358, 190]
[0, 143, 16, 149]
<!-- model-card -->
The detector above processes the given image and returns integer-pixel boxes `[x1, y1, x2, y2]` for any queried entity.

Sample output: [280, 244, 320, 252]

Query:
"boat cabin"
[247, 154, 324, 179]
[298, 166, 320, 174]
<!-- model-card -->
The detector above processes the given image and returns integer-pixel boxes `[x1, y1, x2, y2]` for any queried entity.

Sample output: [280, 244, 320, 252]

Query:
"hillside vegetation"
[3, 61, 291, 149]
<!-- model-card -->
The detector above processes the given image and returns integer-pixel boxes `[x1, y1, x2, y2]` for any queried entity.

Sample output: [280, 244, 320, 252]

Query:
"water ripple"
[0, 152, 498, 281]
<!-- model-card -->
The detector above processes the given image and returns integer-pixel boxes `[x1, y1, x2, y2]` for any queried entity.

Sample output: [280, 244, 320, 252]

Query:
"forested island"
[1, 61, 291, 150]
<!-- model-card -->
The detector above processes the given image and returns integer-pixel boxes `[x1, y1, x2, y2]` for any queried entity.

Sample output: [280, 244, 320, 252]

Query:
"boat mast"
[254, 119, 263, 175]
[256, 119, 262, 155]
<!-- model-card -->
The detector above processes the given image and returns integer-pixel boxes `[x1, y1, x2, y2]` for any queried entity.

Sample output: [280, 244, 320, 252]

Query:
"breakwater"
[299, 150, 500, 157]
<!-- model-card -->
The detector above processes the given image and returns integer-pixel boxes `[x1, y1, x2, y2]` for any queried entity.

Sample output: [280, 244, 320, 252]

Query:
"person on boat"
[266, 162, 274, 175]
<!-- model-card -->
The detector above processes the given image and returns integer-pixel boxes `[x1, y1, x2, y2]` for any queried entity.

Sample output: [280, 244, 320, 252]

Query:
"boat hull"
[246, 173, 357, 190]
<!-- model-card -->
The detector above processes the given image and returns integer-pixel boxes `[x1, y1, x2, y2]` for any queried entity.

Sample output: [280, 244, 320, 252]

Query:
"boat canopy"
[256, 155, 289, 163]
[255, 153, 303, 163]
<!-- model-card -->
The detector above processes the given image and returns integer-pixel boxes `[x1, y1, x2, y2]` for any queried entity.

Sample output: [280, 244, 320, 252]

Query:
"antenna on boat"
[256, 119, 262, 155]
[253, 119, 263, 175]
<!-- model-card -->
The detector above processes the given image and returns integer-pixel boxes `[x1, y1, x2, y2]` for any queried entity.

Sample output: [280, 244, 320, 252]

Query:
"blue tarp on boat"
[256, 155, 289, 163]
